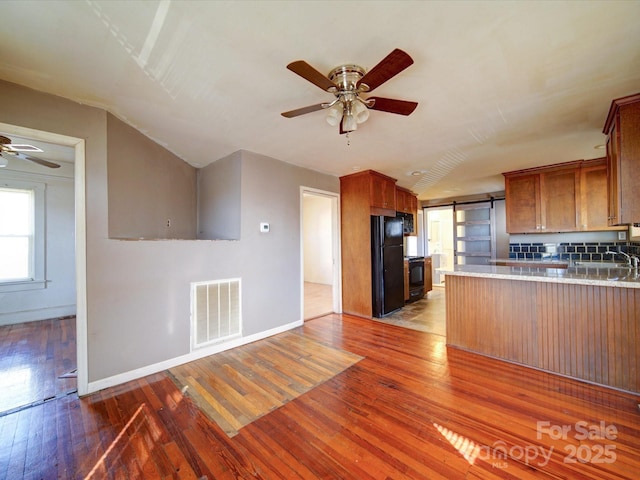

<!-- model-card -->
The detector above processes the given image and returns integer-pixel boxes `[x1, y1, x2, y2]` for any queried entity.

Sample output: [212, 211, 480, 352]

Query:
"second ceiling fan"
[281, 48, 418, 135]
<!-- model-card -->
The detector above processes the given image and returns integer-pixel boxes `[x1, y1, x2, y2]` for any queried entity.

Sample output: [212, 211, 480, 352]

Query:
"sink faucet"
[605, 250, 639, 268]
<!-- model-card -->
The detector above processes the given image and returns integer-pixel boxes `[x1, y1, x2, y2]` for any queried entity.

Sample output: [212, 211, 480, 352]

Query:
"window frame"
[0, 178, 46, 292]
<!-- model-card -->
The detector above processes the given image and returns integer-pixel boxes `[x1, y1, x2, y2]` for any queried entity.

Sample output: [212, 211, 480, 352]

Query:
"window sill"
[0, 280, 47, 293]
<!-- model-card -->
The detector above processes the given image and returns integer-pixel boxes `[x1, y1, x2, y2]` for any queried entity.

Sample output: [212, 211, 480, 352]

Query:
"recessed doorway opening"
[301, 188, 341, 320]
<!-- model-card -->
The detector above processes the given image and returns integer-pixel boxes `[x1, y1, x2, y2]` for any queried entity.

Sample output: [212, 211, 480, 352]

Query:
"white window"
[0, 179, 46, 292]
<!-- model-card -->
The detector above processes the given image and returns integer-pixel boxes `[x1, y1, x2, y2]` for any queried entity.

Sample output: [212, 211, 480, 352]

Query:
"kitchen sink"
[572, 261, 631, 269]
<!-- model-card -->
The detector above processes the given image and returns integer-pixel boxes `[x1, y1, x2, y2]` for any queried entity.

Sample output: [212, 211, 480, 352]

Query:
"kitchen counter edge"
[440, 265, 640, 289]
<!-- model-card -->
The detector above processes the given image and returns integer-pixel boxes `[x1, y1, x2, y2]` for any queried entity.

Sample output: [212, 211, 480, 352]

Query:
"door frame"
[300, 186, 342, 319]
[0, 122, 88, 396]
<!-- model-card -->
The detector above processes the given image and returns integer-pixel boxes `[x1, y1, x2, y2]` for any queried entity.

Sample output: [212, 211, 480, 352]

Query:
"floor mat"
[169, 331, 363, 437]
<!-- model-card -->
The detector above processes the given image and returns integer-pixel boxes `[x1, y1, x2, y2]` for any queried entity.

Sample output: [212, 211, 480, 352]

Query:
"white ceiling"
[1, 1, 639, 199]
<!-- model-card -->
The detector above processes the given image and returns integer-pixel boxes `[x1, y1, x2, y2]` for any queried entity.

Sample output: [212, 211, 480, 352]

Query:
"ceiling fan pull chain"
[346, 132, 351, 146]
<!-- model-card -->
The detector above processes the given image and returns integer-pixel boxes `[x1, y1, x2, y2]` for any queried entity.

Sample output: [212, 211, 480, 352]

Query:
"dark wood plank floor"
[1, 313, 639, 479]
[0, 317, 76, 415]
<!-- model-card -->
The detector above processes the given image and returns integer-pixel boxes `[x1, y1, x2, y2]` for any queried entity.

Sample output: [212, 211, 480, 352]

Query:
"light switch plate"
[260, 222, 270, 233]
[618, 231, 627, 241]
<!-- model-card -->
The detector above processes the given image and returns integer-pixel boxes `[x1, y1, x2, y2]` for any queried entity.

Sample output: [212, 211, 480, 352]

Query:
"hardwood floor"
[0, 316, 76, 415]
[1, 314, 639, 479]
[168, 331, 362, 437]
[303, 281, 333, 319]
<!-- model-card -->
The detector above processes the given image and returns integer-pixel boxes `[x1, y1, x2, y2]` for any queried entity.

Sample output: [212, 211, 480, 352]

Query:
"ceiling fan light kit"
[281, 48, 418, 141]
[0, 135, 61, 169]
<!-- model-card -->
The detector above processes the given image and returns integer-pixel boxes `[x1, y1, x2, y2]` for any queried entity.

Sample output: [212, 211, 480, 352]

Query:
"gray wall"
[197, 152, 241, 240]
[0, 161, 76, 325]
[238, 151, 339, 334]
[0, 79, 339, 386]
[107, 114, 198, 239]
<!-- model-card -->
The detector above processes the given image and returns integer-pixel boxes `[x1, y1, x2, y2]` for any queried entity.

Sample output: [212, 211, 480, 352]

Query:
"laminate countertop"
[441, 264, 640, 289]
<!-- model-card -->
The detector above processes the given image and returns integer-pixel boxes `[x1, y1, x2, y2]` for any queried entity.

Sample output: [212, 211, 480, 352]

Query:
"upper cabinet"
[503, 159, 623, 234]
[368, 171, 397, 215]
[603, 93, 640, 226]
[504, 162, 580, 233]
[580, 158, 613, 231]
[540, 165, 581, 232]
[396, 187, 417, 214]
[395, 186, 418, 235]
[503, 172, 540, 233]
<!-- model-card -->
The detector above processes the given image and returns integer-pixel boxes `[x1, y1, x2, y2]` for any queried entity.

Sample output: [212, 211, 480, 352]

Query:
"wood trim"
[446, 275, 640, 393]
[502, 159, 583, 178]
[603, 92, 640, 134]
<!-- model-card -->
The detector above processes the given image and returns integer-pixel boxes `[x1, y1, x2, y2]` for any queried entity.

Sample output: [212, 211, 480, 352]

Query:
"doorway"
[425, 206, 454, 286]
[0, 122, 87, 399]
[301, 188, 341, 320]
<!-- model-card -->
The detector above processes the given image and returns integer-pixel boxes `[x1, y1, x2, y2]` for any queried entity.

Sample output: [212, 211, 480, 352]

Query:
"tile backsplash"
[509, 241, 640, 262]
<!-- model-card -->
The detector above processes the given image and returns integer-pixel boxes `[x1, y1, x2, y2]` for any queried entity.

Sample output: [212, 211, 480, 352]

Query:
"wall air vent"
[191, 278, 242, 350]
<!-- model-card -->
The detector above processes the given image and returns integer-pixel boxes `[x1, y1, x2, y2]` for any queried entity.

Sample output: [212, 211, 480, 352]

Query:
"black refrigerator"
[371, 215, 405, 317]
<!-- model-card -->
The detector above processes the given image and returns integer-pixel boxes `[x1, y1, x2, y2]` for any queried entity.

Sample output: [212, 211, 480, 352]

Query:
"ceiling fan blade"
[281, 103, 325, 118]
[16, 152, 61, 168]
[369, 97, 418, 116]
[357, 49, 414, 92]
[286, 61, 336, 92]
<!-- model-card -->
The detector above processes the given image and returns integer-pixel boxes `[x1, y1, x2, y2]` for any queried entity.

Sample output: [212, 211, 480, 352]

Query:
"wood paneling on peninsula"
[446, 275, 640, 393]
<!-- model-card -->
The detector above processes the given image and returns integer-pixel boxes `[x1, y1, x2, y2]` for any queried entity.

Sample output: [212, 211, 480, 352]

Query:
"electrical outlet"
[618, 231, 627, 241]
[166, 219, 171, 228]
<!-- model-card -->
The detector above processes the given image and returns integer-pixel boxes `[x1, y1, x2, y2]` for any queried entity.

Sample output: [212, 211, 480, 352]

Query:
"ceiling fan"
[281, 48, 418, 136]
[0, 135, 60, 169]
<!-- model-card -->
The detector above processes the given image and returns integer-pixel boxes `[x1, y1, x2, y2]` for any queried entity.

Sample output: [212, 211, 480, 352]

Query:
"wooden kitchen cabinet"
[395, 187, 417, 214]
[403, 259, 409, 301]
[504, 163, 580, 233]
[580, 158, 625, 231]
[424, 257, 432, 294]
[340, 169, 398, 318]
[369, 171, 397, 215]
[504, 173, 540, 233]
[540, 166, 580, 232]
[603, 93, 640, 225]
[396, 186, 418, 234]
[503, 160, 618, 233]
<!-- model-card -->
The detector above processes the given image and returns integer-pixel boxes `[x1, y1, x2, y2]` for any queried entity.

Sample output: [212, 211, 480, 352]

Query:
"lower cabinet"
[424, 257, 433, 294]
[404, 259, 409, 302]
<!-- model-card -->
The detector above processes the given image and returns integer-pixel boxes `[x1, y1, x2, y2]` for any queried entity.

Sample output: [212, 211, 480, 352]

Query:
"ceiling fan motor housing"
[328, 65, 367, 92]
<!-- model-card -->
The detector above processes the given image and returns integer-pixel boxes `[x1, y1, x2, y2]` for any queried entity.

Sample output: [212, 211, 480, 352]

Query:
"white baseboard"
[86, 319, 304, 395]
[0, 305, 76, 326]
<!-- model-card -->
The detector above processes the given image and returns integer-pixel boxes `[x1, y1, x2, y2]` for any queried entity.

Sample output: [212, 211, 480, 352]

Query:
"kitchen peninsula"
[445, 264, 640, 394]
